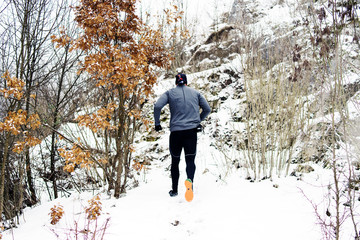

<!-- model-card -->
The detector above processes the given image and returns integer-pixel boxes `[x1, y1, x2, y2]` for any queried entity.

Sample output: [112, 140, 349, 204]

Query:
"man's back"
[154, 85, 210, 132]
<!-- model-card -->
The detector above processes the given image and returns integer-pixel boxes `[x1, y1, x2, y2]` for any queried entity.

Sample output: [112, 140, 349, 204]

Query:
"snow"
[138, 0, 233, 40]
[348, 94, 360, 120]
[4, 133, 324, 240]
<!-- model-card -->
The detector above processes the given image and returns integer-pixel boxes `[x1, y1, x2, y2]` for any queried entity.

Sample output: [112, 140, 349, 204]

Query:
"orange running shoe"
[185, 179, 193, 202]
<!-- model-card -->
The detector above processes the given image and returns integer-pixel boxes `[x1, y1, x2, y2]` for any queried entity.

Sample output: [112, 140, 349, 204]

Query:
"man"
[154, 73, 211, 201]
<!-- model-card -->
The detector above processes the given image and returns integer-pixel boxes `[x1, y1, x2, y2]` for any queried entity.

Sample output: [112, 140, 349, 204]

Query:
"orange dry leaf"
[132, 160, 143, 172]
[12, 141, 26, 154]
[0, 224, 3, 240]
[0, 108, 42, 153]
[49, 205, 64, 225]
[77, 102, 117, 133]
[0, 71, 25, 100]
[0, 110, 27, 135]
[51, 29, 72, 48]
[98, 158, 108, 164]
[85, 195, 102, 220]
[59, 145, 92, 173]
[27, 113, 41, 130]
[13, 135, 42, 153]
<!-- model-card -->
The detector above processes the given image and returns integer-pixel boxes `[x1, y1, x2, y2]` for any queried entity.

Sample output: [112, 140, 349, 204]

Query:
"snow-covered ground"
[4, 131, 326, 240]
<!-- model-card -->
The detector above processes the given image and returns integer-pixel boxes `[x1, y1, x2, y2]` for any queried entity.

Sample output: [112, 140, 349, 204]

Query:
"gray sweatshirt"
[154, 85, 211, 132]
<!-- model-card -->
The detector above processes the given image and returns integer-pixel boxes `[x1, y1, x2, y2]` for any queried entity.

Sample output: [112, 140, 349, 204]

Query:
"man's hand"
[155, 125, 162, 132]
[196, 124, 203, 132]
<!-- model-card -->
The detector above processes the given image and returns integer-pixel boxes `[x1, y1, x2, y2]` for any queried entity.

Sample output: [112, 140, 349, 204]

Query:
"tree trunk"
[0, 134, 10, 217]
[17, 156, 25, 224]
[114, 88, 125, 198]
[16, 0, 37, 205]
[49, 45, 70, 199]
[50, 130, 58, 199]
[25, 149, 36, 204]
[24, 71, 37, 204]
[113, 142, 123, 198]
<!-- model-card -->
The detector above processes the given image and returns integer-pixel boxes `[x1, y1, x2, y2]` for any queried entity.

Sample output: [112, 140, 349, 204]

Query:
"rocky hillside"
[141, 0, 360, 181]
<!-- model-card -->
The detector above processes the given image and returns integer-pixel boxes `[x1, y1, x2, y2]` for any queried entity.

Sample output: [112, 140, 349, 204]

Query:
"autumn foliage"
[59, 145, 92, 173]
[132, 160, 145, 172]
[0, 71, 25, 100]
[52, 0, 172, 197]
[0, 72, 41, 153]
[49, 197, 102, 226]
[49, 205, 65, 225]
[76, 102, 117, 133]
[49, 196, 109, 240]
[85, 195, 102, 220]
[0, 224, 3, 240]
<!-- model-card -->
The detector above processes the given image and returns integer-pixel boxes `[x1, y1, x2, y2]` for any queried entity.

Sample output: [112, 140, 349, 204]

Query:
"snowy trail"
[102, 165, 322, 240]
[3, 134, 323, 240]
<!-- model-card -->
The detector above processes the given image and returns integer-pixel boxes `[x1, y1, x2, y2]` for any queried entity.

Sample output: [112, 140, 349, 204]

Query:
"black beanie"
[175, 73, 187, 85]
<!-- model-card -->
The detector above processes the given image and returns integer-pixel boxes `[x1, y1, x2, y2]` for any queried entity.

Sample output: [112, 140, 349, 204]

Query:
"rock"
[209, 99, 220, 112]
[186, 27, 243, 72]
[208, 73, 220, 82]
[144, 135, 160, 142]
[352, 161, 360, 170]
[296, 164, 315, 173]
[204, 26, 235, 45]
[202, 168, 209, 174]
[171, 220, 180, 226]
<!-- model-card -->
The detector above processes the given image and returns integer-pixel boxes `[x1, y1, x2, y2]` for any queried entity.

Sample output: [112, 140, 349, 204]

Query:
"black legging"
[169, 128, 197, 193]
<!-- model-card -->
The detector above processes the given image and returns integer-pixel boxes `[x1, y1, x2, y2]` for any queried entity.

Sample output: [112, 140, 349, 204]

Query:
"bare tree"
[301, 0, 360, 239]
[0, 0, 82, 222]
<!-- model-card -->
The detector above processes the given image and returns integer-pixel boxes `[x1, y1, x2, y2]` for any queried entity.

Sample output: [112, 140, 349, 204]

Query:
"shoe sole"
[185, 179, 193, 202]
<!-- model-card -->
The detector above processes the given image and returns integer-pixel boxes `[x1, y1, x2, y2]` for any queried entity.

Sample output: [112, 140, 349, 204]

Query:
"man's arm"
[153, 91, 169, 126]
[199, 94, 211, 121]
